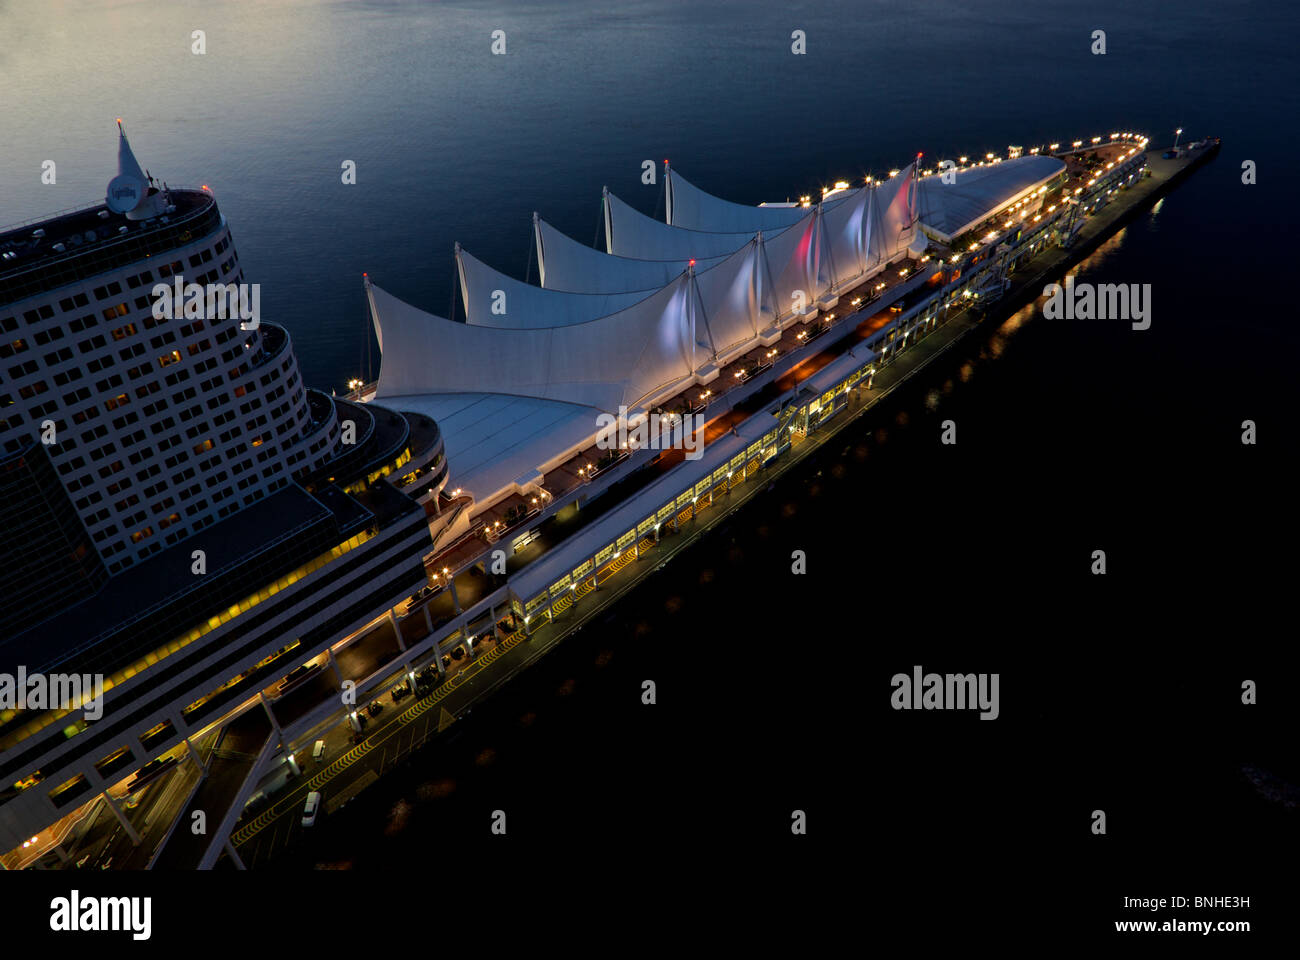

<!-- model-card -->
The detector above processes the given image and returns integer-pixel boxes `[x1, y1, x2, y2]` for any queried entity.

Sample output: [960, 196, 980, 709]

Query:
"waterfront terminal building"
[1, 126, 1149, 867]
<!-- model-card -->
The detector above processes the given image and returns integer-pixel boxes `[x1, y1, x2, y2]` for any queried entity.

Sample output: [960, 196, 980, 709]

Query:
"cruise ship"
[0, 125, 444, 867]
[1, 124, 1206, 869]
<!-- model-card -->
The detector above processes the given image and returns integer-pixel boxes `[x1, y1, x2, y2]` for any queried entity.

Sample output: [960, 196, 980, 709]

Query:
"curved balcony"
[247, 320, 289, 372]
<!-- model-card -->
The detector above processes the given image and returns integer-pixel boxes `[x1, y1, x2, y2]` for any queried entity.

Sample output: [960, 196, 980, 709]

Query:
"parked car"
[302, 791, 322, 827]
[312, 739, 325, 762]
[276, 662, 321, 695]
[390, 682, 410, 702]
[127, 755, 177, 791]
[367, 701, 383, 718]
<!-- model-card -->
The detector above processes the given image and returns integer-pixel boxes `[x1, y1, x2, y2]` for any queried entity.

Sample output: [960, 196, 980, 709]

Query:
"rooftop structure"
[366, 159, 923, 519]
[917, 155, 1067, 244]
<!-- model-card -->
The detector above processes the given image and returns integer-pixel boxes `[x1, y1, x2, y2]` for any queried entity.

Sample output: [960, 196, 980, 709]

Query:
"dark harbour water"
[4, 0, 1298, 903]
[268, 253, 1299, 879]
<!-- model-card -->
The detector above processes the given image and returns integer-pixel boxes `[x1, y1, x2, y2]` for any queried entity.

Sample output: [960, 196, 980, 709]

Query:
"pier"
[220, 138, 1220, 868]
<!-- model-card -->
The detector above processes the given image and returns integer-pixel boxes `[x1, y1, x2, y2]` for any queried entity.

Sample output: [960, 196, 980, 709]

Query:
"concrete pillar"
[635, 537, 642, 560]
[101, 791, 142, 846]
[433, 639, 447, 674]
[325, 647, 345, 688]
[449, 577, 462, 614]
[168, 709, 188, 738]
[490, 604, 503, 639]
[423, 604, 433, 634]
[224, 838, 247, 870]
[389, 609, 406, 651]
[258, 692, 282, 740]
[184, 737, 205, 771]
[589, 554, 599, 590]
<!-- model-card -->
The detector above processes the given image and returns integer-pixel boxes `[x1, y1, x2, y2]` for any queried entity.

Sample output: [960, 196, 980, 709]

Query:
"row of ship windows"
[0, 340, 287, 434]
[0, 391, 313, 585]
[0, 231, 235, 331]
[1, 257, 245, 450]
[1, 384, 278, 463]
[0, 313, 293, 454]
[2, 300, 226, 386]
[94, 457, 299, 565]
[0, 228, 232, 338]
[74, 448, 299, 544]
[102, 472, 293, 573]
[50, 391, 304, 495]
[2, 261, 238, 374]
[97, 431, 333, 572]
[60, 395, 309, 511]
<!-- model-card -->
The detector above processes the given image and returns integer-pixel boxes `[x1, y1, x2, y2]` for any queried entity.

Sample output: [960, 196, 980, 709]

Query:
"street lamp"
[1173, 127, 1183, 149]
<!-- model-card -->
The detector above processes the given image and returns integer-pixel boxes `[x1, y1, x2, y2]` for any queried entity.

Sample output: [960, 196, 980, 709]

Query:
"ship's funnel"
[107, 120, 167, 220]
[117, 120, 147, 184]
[106, 121, 147, 215]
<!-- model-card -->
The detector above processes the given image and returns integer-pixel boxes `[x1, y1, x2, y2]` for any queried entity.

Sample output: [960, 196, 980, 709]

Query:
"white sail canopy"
[686, 239, 769, 358]
[456, 244, 654, 328]
[869, 161, 919, 266]
[368, 277, 698, 414]
[822, 184, 875, 289]
[604, 190, 761, 261]
[372, 162, 926, 414]
[760, 207, 827, 321]
[534, 215, 727, 294]
[471, 208, 848, 361]
[665, 165, 824, 233]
